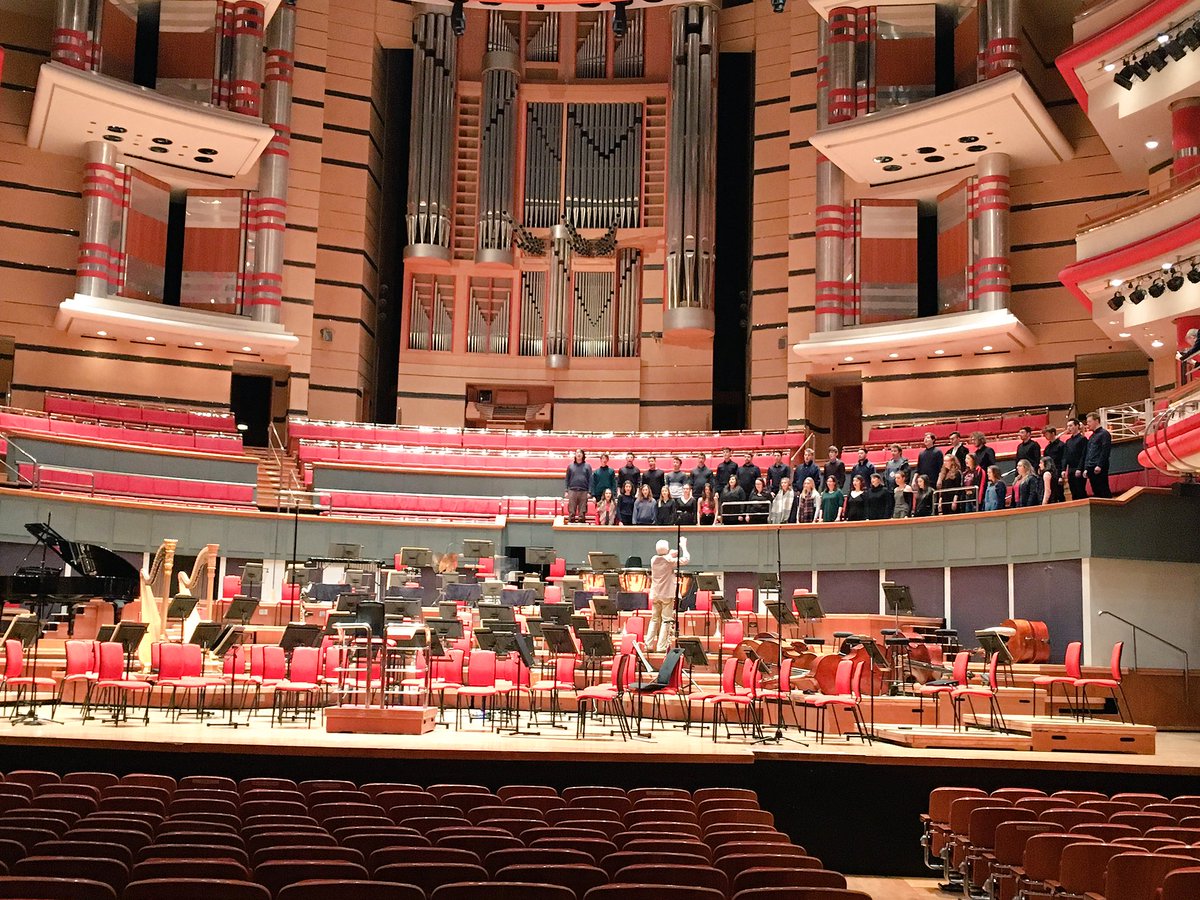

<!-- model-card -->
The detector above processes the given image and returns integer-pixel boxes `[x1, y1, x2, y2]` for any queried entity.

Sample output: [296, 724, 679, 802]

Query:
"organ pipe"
[477, 13, 519, 265]
[524, 103, 563, 229]
[248, 0, 295, 325]
[814, 11, 853, 332]
[664, 1, 718, 337]
[520, 271, 546, 357]
[616, 248, 642, 358]
[407, 7, 458, 260]
[545, 223, 572, 368]
[564, 104, 642, 230]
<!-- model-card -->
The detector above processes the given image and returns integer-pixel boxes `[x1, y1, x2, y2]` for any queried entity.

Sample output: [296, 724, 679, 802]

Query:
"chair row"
[0, 410, 242, 452]
[17, 464, 256, 507]
[44, 394, 238, 433]
[866, 411, 1048, 445]
[318, 491, 504, 521]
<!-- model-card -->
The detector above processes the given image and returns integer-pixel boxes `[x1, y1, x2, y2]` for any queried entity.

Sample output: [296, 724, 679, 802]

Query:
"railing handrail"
[0, 434, 38, 487]
[1098, 609, 1190, 703]
[268, 422, 307, 513]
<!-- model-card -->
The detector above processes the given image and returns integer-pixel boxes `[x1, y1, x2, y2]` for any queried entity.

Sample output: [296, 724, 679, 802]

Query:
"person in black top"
[1041, 426, 1065, 476]
[1084, 411, 1112, 498]
[850, 448, 876, 487]
[863, 472, 894, 520]
[719, 474, 747, 525]
[971, 431, 996, 472]
[792, 447, 821, 495]
[736, 453, 761, 495]
[765, 450, 791, 494]
[616, 480, 637, 525]
[691, 453, 714, 495]
[1062, 418, 1088, 501]
[654, 485, 676, 525]
[618, 453, 641, 493]
[1014, 427, 1041, 473]
[674, 483, 698, 525]
[1015, 459, 1041, 507]
[844, 474, 867, 521]
[715, 448, 739, 492]
[946, 431, 969, 469]
[642, 457, 666, 499]
[916, 432, 943, 486]
[823, 445, 847, 490]
[1039, 456, 1064, 505]
[748, 478, 771, 525]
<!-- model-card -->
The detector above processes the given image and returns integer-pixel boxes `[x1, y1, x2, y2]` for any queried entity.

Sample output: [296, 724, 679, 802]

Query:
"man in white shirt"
[645, 537, 689, 652]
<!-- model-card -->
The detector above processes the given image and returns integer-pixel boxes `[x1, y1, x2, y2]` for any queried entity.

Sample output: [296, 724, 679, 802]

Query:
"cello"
[1002, 618, 1050, 663]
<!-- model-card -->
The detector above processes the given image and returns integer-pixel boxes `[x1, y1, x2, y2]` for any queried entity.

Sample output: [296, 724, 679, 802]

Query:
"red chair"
[1162, 867, 1200, 900]
[431, 884, 574, 900]
[54, 640, 99, 715]
[950, 652, 1006, 732]
[730, 890, 871, 900]
[582, 886, 724, 900]
[2, 639, 57, 717]
[735, 587, 758, 631]
[711, 657, 763, 742]
[456, 651, 499, 730]
[0, 876, 118, 899]
[89, 642, 154, 724]
[280, 883, 422, 900]
[530, 654, 578, 727]
[1073, 641, 1132, 724]
[1102, 852, 1197, 900]
[123, 879, 268, 900]
[797, 659, 869, 744]
[576, 653, 633, 740]
[686, 658, 739, 737]
[273, 646, 323, 726]
[254, 860, 369, 897]
[1032, 640, 1081, 717]
[717, 620, 744, 670]
[496, 863, 608, 897]
[917, 651, 969, 727]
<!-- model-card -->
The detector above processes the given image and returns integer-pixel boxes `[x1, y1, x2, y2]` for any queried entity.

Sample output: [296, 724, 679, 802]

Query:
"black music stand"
[976, 630, 1016, 687]
[540, 603, 573, 627]
[111, 622, 148, 677]
[794, 593, 825, 644]
[765, 598, 799, 639]
[755, 593, 806, 746]
[675, 636, 708, 699]
[399, 547, 434, 570]
[857, 637, 888, 741]
[427, 617, 464, 641]
[5, 617, 50, 727]
[385, 598, 423, 622]
[95, 624, 117, 643]
[501, 632, 540, 736]
[189, 621, 223, 650]
[882, 582, 914, 631]
[524, 616, 544, 638]
[590, 593, 619, 632]
[224, 597, 259, 626]
[166, 595, 198, 642]
[579, 629, 615, 685]
[279, 624, 322, 653]
[208, 625, 248, 729]
[710, 596, 733, 622]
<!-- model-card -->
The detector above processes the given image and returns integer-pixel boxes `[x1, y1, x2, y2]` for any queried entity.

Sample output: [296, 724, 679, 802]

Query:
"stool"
[833, 631, 854, 654]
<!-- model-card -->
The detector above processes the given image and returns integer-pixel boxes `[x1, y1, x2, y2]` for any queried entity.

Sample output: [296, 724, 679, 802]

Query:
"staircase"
[246, 447, 316, 512]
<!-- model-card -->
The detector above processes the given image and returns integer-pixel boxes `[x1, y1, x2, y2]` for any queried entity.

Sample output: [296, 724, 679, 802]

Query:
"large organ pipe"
[520, 271, 546, 356]
[406, 6, 457, 259]
[617, 248, 641, 357]
[546, 224, 572, 368]
[664, 1, 717, 338]
[477, 13, 519, 264]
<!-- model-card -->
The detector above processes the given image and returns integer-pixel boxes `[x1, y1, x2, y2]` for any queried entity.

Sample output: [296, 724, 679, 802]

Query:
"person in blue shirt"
[982, 465, 1007, 512]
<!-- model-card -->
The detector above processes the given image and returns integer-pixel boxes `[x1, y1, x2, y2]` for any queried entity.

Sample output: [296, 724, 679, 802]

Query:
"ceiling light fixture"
[888, 353, 899, 359]
[612, 2, 628, 36]
[96, 330, 107, 337]
[145, 336, 156, 342]
[1190, 263, 1200, 284]
[1146, 139, 1160, 150]
[981, 345, 994, 352]
[934, 349, 945, 355]
[194, 341, 204, 347]
[843, 356, 854, 362]
[1168, 268, 1185, 291]
[1109, 278, 1124, 287]
[1152, 339, 1165, 348]
[1108, 292, 1125, 311]
[1149, 278, 1167, 298]
[450, 0, 466, 37]
[1119, 332, 1131, 338]
[1130, 285, 1147, 305]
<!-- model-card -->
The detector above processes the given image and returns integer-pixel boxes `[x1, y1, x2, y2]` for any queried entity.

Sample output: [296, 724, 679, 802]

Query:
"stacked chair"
[0, 771, 870, 899]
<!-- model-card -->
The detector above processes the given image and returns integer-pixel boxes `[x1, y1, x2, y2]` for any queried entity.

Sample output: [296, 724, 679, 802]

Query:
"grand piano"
[0, 523, 141, 625]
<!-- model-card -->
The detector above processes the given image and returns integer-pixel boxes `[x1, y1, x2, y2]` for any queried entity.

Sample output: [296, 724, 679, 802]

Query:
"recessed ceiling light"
[1146, 140, 1160, 150]
[843, 356, 854, 362]
[1109, 278, 1124, 287]
[145, 336, 155, 342]
[1157, 33, 1170, 44]
[236, 423, 249, 432]
[934, 349, 945, 355]
[194, 341, 204, 347]
[1163, 262, 1174, 270]
[1104, 62, 1116, 72]
[96, 330, 107, 337]
[242, 346, 253, 352]
[1119, 332, 1131, 338]
[1151, 339, 1165, 348]
[981, 345, 994, 352]
[888, 353, 899, 359]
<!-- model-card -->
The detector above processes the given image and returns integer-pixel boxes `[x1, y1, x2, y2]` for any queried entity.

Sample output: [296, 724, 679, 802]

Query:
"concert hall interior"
[2, 0, 1200, 897]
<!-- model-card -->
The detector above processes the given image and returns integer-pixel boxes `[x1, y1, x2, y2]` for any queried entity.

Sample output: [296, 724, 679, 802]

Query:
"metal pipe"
[77, 140, 122, 298]
[974, 152, 1011, 311]
[230, 1, 265, 117]
[407, 7, 456, 259]
[982, 0, 1020, 79]
[53, 0, 99, 71]
[477, 17, 519, 265]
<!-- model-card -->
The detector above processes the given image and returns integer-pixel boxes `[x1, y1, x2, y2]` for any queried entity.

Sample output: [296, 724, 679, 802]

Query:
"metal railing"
[1141, 396, 1200, 475]
[1098, 610, 1191, 704]
[0, 433, 38, 487]
[1100, 398, 1156, 441]
[268, 422, 319, 513]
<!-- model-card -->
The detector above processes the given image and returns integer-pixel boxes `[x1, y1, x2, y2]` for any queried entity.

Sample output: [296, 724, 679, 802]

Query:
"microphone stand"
[754, 523, 805, 745]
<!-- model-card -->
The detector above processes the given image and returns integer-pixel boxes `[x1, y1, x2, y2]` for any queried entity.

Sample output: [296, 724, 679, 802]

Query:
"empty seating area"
[16, 464, 256, 507]
[865, 410, 1049, 447]
[318, 491, 504, 521]
[0, 772, 864, 900]
[0, 410, 244, 455]
[44, 393, 238, 433]
[922, 784, 1200, 900]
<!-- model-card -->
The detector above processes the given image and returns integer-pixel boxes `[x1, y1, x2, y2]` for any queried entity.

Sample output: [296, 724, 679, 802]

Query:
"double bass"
[1002, 618, 1050, 663]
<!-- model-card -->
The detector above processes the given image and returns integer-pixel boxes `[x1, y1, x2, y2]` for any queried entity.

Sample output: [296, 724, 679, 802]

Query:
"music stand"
[480, 580, 504, 601]
[189, 621, 223, 650]
[329, 542, 361, 559]
[427, 617, 464, 640]
[590, 593, 619, 632]
[525, 547, 557, 576]
[96, 624, 117, 643]
[579, 628, 615, 685]
[111, 622, 148, 675]
[524, 616, 544, 638]
[857, 637, 890, 739]
[463, 539, 494, 559]
[794, 593, 825, 642]
[240, 563, 264, 601]
[765, 597, 799, 640]
[1, 616, 38, 648]
[602, 571, 621, 599]
[540, 603, 572, 627]
[224, 597, 259, 626]
[540, 624, 576, 655]
[279, 624, 322, 652]
[882, 582, 914, 632]
[438, 600, 459, 620]
[559, 576, 583, 605]
[975, 630, 1016, 687]
[588, 552, 621, 572]
[208, 625, 248, 729]
[710, 595, 733, 622]
[385, 598, 423, 621]
[166, 595, 198, 641]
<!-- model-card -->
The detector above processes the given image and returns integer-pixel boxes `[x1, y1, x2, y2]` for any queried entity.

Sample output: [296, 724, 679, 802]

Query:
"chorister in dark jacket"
[1014, 433, 1042, 473]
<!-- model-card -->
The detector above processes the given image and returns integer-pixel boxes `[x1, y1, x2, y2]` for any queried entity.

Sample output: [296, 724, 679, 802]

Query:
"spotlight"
[1130, 285, 1147, 304]
[450, 0, 465, 37]
[1131, 56, 1152, 81]
[1145, 49, 1168, 72]
[1114, 62, 1136, 90]
[771, 0, 786, 11]
[612, 2, 628, 36]
[1188, 262, 1200, 284]
[1108, 292, 1125, 311]
[1165, 36, 1187, 61]
[1181, 25, 1200, 51]
[1149, 278, 1166, 298]
[1168, 268, 1185, 292]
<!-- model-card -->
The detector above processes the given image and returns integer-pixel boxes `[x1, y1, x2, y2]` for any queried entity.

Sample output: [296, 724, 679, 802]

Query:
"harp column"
[974, 152, 1011, 312]
[663, 0, 718, 341]
[406, 6, 458, 260]
[248, 0, 296, 324]
[814, 8, 855, 333]
[476, 16, 519, 265]
[546, 224, 572, 369]
[52, 0, 99, 71]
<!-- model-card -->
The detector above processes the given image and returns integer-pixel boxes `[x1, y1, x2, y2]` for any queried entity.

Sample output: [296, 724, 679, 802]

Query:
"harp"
[138, 538, 177, 665]
[176, 542, 220, 638]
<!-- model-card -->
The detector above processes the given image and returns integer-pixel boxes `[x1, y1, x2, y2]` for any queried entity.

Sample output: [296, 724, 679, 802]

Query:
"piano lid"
[24, 522, 140, 580]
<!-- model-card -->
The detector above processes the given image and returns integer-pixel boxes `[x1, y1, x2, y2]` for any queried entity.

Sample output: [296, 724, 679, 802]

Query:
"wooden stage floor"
[2, 713, 1199, 776]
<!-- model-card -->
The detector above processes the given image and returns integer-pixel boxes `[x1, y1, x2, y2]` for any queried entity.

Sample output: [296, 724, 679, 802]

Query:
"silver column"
[663, 1, 718, 338]
[974, 152, 1011, 311]
[53, 0, 99, 71]
[476, 14, 519, 265]
[406, 6, 458, 260]
[77, 141, 123, 298]
[248, 0, 295, 324]
[230, 2, 266, 117]
[981, 0, 1020, 80]
[546, 223, 572, 368]
[815, 12, 853, 332]
[616, 247, 642, 357]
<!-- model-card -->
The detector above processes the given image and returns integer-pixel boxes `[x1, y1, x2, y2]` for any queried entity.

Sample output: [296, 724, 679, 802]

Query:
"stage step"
[1005, 715, 1157, 754]
[873, 725, 1033, 751]
[326, 704, 438, 735]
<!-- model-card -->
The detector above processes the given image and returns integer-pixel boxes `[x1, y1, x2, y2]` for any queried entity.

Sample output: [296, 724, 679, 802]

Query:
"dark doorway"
[830, 380, 864, 453]
[230, 373, 272, 447]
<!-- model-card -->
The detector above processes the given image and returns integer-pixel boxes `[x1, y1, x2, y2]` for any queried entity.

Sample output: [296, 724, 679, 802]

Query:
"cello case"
[1002, 618, 1050, 663]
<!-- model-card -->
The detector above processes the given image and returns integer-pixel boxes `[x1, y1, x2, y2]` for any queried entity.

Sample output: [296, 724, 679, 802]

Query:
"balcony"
[1060, 174, 1200, 360]
[57, 294, 298, 358]
[1056, 0, 1200, 177]
[790, 307, 1036, 368]
[809, 71, 1074, 187]
[808, 0, 975, 18]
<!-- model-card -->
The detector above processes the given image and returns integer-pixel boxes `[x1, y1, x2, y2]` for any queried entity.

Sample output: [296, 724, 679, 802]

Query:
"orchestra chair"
[247, 645, 287, 713]
[530, 654, 578, 728]
[691, 590, 714, 636]
[756, 657, 800, 731]
[154, 643, 210, 721]
[1031, 640, 1081, 718]
[221, 575, 241, 599]
[89, 641, 154, 725]
[796, 660, 869, 745]
[950, 652, 1007, 732]
[735, 588, 758, 632]
[716, 620, 744, 672]
[2, 639, 57, 719]
[123, 879, 269, 900]
[643, 649, 687, 730]
[476, 558, 495, 577]
[273, 646, 323, 727]
[547, 559, 566, 583]
[686, 657, 739, 738]
[623, 616, 646, 643]
[53, 640, 99, 717]
[1073, 641, 1132, 724]
[711, 657, 763, 742]
[916, 651, 970, 727]
[576, 653, 634, 740]
[455, 650, 499, 730]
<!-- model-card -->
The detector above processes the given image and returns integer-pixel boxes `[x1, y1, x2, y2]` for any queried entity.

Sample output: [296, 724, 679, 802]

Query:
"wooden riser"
[326, 704, 437, 735]
[874, 725, 1032, 751]
[1003, 715, 1157, 755]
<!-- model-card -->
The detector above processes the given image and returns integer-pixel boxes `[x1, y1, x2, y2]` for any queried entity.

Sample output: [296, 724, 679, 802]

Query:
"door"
[230, 373, 272, 447]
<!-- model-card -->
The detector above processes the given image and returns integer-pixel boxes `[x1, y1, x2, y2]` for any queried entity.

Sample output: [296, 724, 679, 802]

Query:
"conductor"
[645, 537, 689, 652]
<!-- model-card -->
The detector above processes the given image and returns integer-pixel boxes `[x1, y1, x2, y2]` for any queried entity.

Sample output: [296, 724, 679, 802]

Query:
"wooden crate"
[1029, 721, 1156, 754]
[325, 705, 438, 735]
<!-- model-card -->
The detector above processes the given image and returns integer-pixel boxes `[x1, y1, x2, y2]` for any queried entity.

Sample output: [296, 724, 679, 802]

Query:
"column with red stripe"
[78, 142, 128, 298]
[973, 153, 1011, 312]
